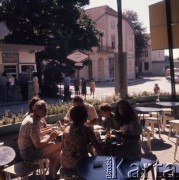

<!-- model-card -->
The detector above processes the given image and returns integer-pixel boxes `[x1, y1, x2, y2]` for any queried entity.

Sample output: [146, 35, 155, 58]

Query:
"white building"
[79, 5, 136, 81]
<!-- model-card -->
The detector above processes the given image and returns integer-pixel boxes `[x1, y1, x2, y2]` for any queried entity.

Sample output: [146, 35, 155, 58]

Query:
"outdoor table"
[135, 107, 162, 138]
[76, 156, 142, 180]
[0, 146, 16, 180]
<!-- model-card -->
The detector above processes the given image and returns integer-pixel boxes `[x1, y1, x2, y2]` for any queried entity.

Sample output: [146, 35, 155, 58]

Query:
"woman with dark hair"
[113, 100, 142, 160]
[60, 106, 103, 169]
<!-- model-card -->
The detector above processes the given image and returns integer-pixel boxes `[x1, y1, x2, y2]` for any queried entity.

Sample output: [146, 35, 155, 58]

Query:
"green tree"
[123, 10, 149, 75]
[0, 0, 99, 60]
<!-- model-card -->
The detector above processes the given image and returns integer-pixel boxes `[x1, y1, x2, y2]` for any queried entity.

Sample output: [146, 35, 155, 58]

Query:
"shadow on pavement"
[151, 139, 172, 151]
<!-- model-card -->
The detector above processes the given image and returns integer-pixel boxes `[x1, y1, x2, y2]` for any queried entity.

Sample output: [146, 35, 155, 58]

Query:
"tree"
[0, 0, 99, 60]
[0, 0, 100, 96]
[123, 10, 149, 75]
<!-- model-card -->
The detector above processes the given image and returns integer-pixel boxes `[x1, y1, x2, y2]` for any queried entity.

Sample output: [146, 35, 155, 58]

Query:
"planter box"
[45, 114, 65, 124]
[136, 96, 158, 102]
[0, 114, 66, 136]
[0, 122, 21, 136]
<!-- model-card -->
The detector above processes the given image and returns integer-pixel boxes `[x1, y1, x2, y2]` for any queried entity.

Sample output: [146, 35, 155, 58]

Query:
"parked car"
[166, 72, 179, 83]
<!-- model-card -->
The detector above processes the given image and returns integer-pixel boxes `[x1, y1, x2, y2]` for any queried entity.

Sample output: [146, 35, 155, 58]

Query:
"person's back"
[154, 83, 160, 95]
[60, 106, 102, 169]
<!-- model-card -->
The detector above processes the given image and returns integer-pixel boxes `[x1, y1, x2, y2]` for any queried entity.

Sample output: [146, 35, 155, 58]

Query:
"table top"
[0, 146, 15, 166]
[135, 107, 162, 113]
[76, 156, 142, 180]
[156, 101, 179, 107]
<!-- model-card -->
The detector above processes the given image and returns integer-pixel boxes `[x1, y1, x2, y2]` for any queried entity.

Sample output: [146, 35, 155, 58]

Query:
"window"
[4, 65, 17, 78]
[20, 64, 35, 80]
[144, 62, 149, 70]
[111, 21, 115, 29]
[111, 36, 115, 49]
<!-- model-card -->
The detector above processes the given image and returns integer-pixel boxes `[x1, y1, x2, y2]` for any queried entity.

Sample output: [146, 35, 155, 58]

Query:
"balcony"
[97, 46, 115, 53]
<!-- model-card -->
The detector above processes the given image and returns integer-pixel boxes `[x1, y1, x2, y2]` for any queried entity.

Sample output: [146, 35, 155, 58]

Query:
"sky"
[85, 0, 179, 58]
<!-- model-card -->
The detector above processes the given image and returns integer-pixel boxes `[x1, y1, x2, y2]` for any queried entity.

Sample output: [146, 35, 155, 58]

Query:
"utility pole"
[115, 0, 127, 99]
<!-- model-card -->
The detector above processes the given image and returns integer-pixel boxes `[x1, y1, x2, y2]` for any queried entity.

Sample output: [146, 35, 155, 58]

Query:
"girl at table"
[60, 106, 104, 170]
[113, 100, 142, 160]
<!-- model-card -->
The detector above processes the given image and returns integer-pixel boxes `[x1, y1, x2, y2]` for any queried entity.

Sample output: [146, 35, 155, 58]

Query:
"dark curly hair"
[115, 100, 138, 126]
[70, 106, 88, 127]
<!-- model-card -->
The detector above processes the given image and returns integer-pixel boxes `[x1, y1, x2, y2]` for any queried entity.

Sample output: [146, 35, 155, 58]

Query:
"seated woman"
[112, 100, 142, 160]
[60, 106, 104, 170]
[18, 100, 61, 179]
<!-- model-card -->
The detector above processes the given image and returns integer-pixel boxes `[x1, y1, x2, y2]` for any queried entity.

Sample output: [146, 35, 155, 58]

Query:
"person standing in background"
[73, 79, 80, 95]
[32, 71, 39, 96]
[90, 78, 95, 97]
[0, 72, 7, 102]
[81, 78, 87, 99]
[19, 73, 29, 101]
[8, 74, 15, 101]
[64, 74, 71, 102]
[153, 83, 160, 95]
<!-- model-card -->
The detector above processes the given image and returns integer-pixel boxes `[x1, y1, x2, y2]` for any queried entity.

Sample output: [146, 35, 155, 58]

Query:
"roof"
[85, 5, 118, 22]
[0, 44, 44, 52]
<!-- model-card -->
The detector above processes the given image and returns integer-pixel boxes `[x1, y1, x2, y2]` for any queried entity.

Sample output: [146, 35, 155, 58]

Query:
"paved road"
[0, 76, 177, 117]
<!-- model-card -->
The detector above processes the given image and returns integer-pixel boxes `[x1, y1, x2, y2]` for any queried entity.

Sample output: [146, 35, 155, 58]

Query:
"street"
[0, 76, 178, 117]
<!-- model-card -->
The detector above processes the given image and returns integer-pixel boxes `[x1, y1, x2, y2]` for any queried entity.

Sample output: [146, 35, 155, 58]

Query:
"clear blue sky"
[85, 0, 179, 58]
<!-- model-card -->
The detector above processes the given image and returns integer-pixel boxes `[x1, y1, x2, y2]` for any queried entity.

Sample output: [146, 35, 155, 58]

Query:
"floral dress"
[60, 124, 101, 169]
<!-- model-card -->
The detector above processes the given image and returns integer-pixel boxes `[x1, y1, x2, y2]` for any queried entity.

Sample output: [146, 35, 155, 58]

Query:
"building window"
[109, 58, 114, 78]
[4, 65, 17, 78]
[111, 36, 115, 49]
[111, 21, 115, 29]
[144, 62, 149, 70]
[129, 38, 133, 51]
[20, 64, 35, 80]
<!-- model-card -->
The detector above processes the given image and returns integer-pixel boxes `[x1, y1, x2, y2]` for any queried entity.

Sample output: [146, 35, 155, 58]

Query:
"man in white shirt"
[8, 74, 15, 101]
[64, 96, 98, 125]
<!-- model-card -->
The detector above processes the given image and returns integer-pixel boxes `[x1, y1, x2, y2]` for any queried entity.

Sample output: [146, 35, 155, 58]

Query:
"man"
[19, 73, 28, 101]
[63, 74, 71, 102]
[18, 100, 61, 179]
[64, 96, 98, 125]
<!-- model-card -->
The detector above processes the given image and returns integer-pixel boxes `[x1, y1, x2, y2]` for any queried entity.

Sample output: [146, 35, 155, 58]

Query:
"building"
[79, 5, 135, 81]
[139, 34, 166, 76]
[0, 23, 44, 80]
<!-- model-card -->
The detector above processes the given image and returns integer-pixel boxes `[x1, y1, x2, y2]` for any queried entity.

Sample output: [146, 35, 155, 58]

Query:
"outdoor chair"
[168, 120, 179, 139]
[174, 134, 179, 160]
[141, 126, 152, 151]
[3, 161, 39, 180]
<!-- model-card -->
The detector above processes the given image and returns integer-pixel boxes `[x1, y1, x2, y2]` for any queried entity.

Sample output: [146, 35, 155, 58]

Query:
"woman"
[73, 79, 80, 95]
[18, 100, 61, 179]
[81, 78, 87, 98]
[90, 78, 95, 96]
[60, 106, 103, 170]
[32, 71, 39, 96]
[113, 100, 142, 160]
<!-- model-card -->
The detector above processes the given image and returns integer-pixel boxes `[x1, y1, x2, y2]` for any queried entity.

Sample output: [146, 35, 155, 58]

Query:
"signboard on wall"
[2, 52, 19, 63]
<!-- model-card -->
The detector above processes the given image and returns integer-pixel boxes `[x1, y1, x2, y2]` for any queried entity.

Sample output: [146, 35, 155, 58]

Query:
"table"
[156, 102, 179, 107]
[76, 156, 142, 180]
[135, 107, 162, 138]
[0, 146, 15, 180]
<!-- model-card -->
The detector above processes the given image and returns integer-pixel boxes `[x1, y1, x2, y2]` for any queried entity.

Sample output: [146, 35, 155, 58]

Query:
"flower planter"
[0, 122, 21, 136]
[45, 114, 65, 124]
[135, 95, 158, 102]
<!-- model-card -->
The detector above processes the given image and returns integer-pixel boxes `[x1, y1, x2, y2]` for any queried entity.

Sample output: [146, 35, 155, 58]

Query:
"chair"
[141, 126, 152, 151]
[3, 161, 39, 180]
[145, 116, 161, 138]
[174, 134, 179, 160]
[168, 120, 179, 139]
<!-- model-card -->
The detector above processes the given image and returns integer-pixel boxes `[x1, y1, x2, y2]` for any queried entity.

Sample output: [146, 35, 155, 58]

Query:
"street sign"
[67, 50, 89, 63]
